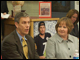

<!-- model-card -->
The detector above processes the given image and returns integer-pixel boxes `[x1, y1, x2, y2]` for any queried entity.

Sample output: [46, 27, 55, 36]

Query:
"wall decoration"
[39, 2, 51, 18]
[30, 18, 59, 38]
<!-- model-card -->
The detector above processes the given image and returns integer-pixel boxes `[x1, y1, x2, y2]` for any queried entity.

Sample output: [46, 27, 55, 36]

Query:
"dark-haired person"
[34, 21, 51, 59]
[66, 9, 79, 38]
[46, 17, 79, 59]
[1, 1, 9, 41]
[1, 12, 40, 59]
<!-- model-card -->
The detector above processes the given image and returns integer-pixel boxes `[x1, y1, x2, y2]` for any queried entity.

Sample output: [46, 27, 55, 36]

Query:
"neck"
[39, 34, 45, 39]
[60, 35, 68, 40]
[16, 29, 25, 37]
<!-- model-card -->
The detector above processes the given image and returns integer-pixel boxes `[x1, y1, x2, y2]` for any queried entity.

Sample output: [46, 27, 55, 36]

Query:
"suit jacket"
[1, 30, 40, 59]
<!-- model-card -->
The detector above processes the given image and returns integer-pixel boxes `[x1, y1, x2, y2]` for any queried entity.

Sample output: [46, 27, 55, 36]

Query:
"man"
[1, 1, 9, 41]
[1, 12, 40, 59]
[34, 21, 51, 59]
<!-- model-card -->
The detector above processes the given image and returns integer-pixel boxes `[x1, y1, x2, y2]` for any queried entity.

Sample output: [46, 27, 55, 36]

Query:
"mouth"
[59, 31, 64, 33]
[25, 29, 29, 32]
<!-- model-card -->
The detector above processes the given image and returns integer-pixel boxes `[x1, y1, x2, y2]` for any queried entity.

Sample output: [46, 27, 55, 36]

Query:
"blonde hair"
[55, 17, 73, 34]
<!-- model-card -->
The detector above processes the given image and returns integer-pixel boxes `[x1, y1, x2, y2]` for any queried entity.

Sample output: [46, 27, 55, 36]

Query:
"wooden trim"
[30, 21, 34, 38]
[30, 18, 60, 22]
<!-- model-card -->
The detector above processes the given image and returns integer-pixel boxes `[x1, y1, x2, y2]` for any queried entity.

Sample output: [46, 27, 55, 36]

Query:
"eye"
[63, 26, 67, 28]
[58, 26, 61, 28]
[22, 21, 26, 24]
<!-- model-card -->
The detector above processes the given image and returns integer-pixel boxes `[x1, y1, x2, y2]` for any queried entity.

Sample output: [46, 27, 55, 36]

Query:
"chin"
[25, 32, 29, 35]
[59, 34, 64, 36]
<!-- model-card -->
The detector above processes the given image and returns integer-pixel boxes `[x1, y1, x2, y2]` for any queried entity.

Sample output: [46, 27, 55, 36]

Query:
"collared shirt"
[16, 30, 30, 59]
[46, 33, 79, 59]
[16, 30, 27, 46]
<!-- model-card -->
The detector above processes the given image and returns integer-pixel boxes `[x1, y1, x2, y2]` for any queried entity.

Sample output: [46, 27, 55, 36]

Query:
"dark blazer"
[1, 30, 40, 59]
[70, 24, 79, 38]
[1, 1, 8, 13]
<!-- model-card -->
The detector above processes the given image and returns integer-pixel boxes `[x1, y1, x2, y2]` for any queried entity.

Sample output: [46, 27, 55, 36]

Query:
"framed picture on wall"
[39, 2, 52, 18]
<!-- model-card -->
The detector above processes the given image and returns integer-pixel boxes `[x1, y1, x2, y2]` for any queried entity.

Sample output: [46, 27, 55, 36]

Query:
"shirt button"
[68, 48, 70, 50]
[69, 55, 71, 58]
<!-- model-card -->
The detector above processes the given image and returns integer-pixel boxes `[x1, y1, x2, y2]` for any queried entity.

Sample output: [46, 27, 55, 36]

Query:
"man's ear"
[15, 22, 18, 28]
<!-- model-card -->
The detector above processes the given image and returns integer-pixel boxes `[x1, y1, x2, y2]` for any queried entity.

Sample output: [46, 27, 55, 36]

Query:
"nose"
[60, 27, 64, 30]
[26, 23, 30, 28]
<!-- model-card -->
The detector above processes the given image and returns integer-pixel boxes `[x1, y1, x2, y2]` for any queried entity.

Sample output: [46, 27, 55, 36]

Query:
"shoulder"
[69, 34, 79, 42]
[69, 34, 78, 39]
[48, 33, 57, 42]
[45, 32, 51, 37]
[45, 32, 51, 35]
[3, 31, 15, 41]
[34, 35, 39, 39]
[1, 30, 16, 45]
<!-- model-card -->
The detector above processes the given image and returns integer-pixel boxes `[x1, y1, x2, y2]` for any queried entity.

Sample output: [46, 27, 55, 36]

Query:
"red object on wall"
[1, 55, 2, 59]
[39, 1, 52, 18]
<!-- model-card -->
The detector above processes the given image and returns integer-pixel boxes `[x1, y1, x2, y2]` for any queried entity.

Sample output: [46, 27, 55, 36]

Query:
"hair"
[66, 9, 79, 25]
[38, 21, 45, 29]
[14, 12, 29, 23]
[55, 17, 73, 34]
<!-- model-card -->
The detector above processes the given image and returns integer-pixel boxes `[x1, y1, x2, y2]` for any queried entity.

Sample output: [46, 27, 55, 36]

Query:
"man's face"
[15, 17, 30, 36]
[39, 25, 45, 35]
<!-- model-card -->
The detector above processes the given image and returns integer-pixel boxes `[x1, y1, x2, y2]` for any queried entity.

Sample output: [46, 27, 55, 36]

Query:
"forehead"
[72, 13, 78, 17]
[20, 17, 30, 21]
[59, 21, 66, 26]
[40, 25, 45, 28]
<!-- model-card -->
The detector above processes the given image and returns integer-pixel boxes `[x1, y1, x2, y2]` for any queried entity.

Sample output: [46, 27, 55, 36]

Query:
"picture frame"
[39, 2, 52, 18]
[30, 18, 60, 38]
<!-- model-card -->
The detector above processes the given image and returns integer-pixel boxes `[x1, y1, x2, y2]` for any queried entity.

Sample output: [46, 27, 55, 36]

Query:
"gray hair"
[14, 12, 29, 23]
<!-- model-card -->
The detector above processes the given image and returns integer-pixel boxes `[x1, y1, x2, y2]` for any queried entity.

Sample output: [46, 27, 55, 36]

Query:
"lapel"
[13, 30, 34, 59]
[25, 35, 33, 59]
[13, 30, 24, 56]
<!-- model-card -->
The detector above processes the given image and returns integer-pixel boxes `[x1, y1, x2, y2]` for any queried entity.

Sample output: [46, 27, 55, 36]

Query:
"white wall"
[75, 1, 79, 31]
[75, 1, 79, 12]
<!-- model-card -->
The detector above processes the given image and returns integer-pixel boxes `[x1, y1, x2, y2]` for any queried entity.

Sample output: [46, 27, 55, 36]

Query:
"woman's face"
[57, 21, 68, 38]
[70, 13, 78, 24]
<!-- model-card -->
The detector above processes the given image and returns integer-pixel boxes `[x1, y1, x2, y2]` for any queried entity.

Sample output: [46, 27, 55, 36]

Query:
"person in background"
[1, 12, 40, 59]
[66, 9, 79, 38]
[34, 21, 51, 59]
[1, 1, 9, 41]
[46, 17, 79, 59]
[1, 1, 8, 17]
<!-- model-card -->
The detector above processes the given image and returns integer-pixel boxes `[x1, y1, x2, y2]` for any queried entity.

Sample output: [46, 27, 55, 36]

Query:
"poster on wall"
[34, 20, 57, 37]
[39, 2, 52, 18]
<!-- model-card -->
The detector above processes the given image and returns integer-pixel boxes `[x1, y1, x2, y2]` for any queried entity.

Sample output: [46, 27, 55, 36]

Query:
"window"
[52, 1, 75, 18]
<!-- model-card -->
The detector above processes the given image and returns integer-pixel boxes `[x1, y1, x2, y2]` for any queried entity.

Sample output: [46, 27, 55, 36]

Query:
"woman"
[66, 9, 79, 38]
[46, 17, 79, 59]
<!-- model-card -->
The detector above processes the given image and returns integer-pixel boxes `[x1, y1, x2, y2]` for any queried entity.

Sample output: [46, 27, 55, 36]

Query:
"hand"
[39, 56, 45, 59]
[1, 12, 7, 19]
[3, 12, 7, 15]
